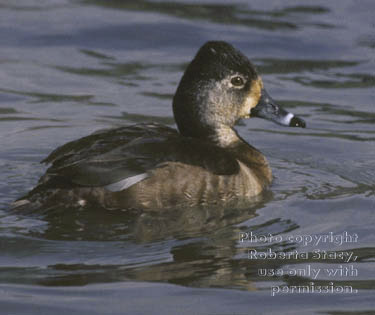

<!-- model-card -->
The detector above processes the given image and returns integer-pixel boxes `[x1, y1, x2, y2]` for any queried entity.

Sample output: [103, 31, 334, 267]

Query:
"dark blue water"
[0, 0, 374, 314]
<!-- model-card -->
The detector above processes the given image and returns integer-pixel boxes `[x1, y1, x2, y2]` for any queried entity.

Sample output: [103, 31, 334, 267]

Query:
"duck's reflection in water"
[25, 191, 305, 291]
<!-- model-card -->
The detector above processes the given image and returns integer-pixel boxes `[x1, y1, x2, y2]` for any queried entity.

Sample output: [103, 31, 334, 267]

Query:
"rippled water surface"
[0, 0, 374, 314]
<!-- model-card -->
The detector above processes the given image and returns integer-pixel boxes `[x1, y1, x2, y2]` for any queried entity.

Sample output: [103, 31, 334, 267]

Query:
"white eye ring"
[230, 75, 246, 88]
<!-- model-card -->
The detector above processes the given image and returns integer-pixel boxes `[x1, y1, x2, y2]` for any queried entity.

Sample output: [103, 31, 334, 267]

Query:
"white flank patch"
[104, 173, 149, 192]
[281, 113, 294, 125]
[78, 199, 87, 207]
[11, 199, 30, 208]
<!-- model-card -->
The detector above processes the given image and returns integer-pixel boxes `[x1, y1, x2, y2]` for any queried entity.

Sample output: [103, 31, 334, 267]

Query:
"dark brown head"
[173, 41, 305, 146]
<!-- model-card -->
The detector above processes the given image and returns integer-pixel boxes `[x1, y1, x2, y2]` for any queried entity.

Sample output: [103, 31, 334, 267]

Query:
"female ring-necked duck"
[13, 41, 305, 211]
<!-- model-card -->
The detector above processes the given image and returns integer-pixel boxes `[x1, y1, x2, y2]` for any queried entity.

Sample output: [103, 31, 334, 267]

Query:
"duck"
[13, 41, 305, 212]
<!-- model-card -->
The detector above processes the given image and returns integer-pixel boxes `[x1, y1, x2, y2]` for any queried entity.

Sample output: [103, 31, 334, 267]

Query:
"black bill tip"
[289, 116, 306, 128]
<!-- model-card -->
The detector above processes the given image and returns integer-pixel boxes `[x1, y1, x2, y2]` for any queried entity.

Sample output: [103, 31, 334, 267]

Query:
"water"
[0, 0, 374, 314]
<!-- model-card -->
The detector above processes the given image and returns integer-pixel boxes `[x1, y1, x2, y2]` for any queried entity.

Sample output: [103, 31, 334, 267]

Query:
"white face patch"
[104, 173, 149, 192]
[240, 94, 258, 118]
[280, 113, 294, 125]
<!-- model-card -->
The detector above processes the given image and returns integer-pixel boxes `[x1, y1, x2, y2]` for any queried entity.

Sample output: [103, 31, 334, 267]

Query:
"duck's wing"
[41, 123, 239, 188]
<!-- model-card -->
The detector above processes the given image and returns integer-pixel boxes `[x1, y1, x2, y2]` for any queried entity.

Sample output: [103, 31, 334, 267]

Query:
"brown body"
[114, 138, 271, 210]
[13, 41, 305, 212]
[15, 123, 271, 211]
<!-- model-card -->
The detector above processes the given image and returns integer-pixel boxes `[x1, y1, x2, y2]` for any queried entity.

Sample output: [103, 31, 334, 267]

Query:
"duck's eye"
[231, 76, 245, 87]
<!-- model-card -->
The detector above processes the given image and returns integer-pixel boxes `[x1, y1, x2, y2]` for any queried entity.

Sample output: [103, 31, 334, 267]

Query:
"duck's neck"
[208, 126, 272, 186]
[176, 117, 241, 147]
[206, 125, 241, 148]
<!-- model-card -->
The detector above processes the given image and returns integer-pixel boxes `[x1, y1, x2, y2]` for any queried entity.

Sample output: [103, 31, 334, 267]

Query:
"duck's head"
[173, 41, 305, 146]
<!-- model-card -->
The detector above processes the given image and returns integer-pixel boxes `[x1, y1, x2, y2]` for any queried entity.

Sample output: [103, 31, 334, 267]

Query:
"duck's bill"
[251, 89, 306, 128]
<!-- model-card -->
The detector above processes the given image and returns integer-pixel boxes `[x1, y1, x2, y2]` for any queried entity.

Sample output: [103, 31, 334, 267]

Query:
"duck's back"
[15, 123, 271, 211]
